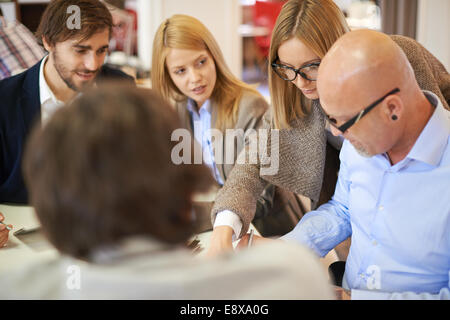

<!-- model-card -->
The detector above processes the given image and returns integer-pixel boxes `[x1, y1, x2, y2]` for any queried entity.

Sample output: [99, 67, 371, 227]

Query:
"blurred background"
[1, 0, 449, 97]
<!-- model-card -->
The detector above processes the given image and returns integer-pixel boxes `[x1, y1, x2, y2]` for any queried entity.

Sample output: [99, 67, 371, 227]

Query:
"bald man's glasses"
[271, 59, 320, 82]
[325, 88, 400, 133]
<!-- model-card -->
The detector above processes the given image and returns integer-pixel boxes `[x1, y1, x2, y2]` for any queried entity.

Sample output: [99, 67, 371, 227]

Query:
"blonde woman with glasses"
[208, 0, 450, 257]
[151, 14, 305, 238]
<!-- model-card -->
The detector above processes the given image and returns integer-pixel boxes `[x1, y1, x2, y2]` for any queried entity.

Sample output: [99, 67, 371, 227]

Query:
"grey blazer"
[175, 90, 269, 183]
[211, 35, 450, 238]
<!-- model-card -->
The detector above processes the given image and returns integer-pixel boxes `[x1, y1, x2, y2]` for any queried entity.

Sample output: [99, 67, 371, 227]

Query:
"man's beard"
[348, 139, 373, 158]
[353, 144, 373, 158]
[53, 51, 98, 92]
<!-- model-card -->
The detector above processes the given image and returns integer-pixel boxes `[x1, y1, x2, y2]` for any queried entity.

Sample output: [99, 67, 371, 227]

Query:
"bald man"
[304, 30, 449, 299]
[241, 30, 450, 299]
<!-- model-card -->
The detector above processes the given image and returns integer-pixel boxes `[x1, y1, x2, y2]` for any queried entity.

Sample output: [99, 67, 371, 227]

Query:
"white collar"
[186, 98, 212, 116]
[405, 90, 449, 167]
[39, 55, 62, 106]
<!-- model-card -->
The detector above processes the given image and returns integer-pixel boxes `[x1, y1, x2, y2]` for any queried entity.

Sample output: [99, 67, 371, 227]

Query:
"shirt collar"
[406, 91, 450, 167]
[186, 98, 212, 115]
[39, 55, 63, 106]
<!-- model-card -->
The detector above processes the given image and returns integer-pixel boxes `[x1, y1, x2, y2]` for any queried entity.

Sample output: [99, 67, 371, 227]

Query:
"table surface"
[0, 204, 260, 271]
[0, 204, 58, 273]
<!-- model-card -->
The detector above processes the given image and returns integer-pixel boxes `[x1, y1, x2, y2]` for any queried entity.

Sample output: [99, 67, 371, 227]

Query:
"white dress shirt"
[186, 98, 224, 185]
[39, 55, 64, 124]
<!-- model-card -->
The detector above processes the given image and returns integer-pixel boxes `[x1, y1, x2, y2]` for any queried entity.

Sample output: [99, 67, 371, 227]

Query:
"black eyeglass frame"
[271, 59, 321, 82]
[325, 87, 401, 133]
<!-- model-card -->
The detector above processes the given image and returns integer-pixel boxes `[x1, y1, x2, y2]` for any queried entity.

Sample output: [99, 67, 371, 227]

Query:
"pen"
[247, 229, 254, 248]
[0, 221, 12, 231]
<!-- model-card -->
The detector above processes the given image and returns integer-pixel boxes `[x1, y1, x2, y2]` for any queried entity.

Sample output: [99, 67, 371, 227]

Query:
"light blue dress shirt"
[186, 99, 224, 186]
[282, 91, 450, 299]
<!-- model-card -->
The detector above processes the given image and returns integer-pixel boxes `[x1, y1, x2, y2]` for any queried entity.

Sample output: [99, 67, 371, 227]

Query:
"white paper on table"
[0, 205, 41, 235]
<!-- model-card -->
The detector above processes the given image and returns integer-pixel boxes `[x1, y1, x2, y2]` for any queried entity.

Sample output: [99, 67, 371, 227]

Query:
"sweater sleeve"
[210, 110, 271, 238]
[391, 35, 450, 110]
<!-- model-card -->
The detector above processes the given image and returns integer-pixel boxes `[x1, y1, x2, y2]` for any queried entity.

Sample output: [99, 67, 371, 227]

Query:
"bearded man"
[0, 0, 134, 204]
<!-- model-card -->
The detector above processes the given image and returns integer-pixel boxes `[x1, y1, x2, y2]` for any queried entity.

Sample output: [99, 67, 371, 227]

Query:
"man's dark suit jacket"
[0, 59, 135, 204]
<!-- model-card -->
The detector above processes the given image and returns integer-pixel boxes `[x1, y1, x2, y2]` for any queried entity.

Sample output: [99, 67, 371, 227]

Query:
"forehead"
[165, 48, 211, 67]
[277, 37, 319, 67]
[320, 87, 372, 120]
[57, 29, 110, 48]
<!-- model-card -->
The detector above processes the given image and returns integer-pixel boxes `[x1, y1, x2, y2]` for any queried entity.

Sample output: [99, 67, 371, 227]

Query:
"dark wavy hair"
[23, 83, 213, 260]
[35, 0, 113, 47]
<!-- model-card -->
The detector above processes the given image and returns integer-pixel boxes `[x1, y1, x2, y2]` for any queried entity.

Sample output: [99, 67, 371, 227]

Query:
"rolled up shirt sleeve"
[213, 210, 243, 242]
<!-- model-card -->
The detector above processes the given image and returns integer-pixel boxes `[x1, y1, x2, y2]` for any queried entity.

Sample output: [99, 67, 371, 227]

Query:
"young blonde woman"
[208, 0, 450, 256]
[151, 14, 305, 237]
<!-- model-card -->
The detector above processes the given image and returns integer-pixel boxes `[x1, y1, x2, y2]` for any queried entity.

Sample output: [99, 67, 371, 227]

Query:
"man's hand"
[334, 286, 351, 300]
[206, 226, 234, 257]
[0, 212, 12, 248]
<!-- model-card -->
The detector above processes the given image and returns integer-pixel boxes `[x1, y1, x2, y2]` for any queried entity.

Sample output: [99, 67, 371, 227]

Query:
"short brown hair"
[35, 0, 113, 47]
[23, 83, 213, 260]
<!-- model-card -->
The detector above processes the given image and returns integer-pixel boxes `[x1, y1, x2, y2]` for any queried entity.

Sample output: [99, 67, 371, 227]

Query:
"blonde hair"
[151, 14, 259, 131]
[269, 0, 349, 129]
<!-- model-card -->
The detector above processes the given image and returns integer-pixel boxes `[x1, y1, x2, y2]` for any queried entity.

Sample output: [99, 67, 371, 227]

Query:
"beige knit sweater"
[211, 35, 450, 238]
